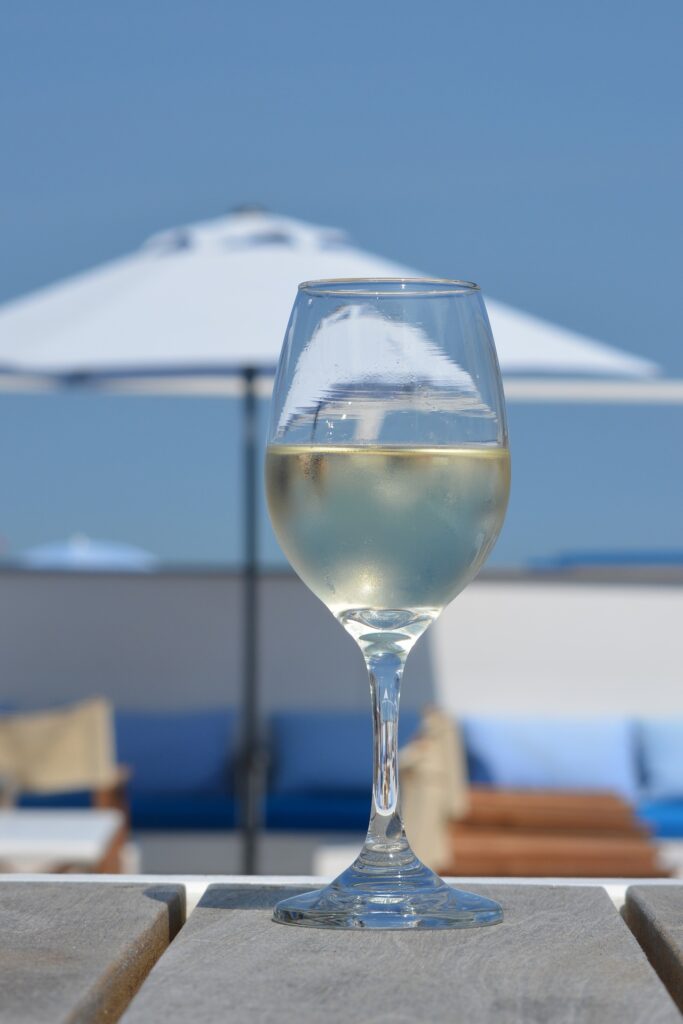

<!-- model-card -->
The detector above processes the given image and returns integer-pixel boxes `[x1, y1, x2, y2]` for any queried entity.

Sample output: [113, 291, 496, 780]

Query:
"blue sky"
[1, 2, 681, 566]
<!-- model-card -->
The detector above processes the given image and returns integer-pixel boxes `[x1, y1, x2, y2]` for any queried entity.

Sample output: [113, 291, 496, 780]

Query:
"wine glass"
[265, 278, 510, 929]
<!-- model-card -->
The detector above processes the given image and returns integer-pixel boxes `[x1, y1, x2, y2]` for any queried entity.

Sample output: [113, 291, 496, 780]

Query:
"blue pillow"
[637, 798, 683, 838]
[461, 717, 638, 802]
[271, 710, 420, 795]
[115, 709, 236, 796]
[639, 720, 683, 799]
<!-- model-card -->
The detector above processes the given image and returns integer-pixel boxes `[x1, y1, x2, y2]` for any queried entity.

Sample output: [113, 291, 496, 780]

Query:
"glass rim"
[297, 277, 480, 297]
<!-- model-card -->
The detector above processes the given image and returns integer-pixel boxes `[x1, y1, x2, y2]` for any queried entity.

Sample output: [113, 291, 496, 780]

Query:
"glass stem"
[365, 647, 409, 853]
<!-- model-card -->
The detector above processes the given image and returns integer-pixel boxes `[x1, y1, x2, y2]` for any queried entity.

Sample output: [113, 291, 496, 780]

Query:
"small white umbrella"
[20, 534, 158, 572]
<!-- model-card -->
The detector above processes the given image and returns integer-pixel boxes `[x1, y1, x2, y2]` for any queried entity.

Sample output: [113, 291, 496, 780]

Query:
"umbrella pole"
[240, 366, 262, 874]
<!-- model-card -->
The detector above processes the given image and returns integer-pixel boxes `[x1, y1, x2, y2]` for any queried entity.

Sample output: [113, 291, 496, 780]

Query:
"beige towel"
[0, 697, 118, 794]
[400, 707, 469, 869]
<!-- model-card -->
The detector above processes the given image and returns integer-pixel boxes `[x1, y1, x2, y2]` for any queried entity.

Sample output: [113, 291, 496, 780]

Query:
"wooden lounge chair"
[440, 787, 668, 877]
[401, 709, 668, 878]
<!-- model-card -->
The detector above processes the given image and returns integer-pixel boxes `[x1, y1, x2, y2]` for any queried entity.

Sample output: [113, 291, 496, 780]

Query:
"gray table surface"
[0, 882, 183, 1024]
[625, 885, 683, 1015]
[121, 883, 682, 1024]
[1, 880, 681, 1024]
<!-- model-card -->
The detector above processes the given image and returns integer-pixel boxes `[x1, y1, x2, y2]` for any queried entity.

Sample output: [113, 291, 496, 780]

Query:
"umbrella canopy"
[0, 210, 657, 380]
[19, 534, 158, 572]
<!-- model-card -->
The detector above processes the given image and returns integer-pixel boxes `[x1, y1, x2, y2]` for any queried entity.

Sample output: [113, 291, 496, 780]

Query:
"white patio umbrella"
[0, 208, 662, 872]
[0, 208, 658, 381]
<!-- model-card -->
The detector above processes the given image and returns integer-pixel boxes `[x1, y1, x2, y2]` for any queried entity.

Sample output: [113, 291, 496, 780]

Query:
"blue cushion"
[115, 709, 237, 796]
[461, 717, 639, 802]
[271, 710, 421, 795]
[638, 719, 683, 798]
[466, 747, 495, 785]
[19, 791, 91, 809]
[19, 788, 238, 831]
[637, 799, 683, 838]
[266, 793, 370, 831]
[129, 793, 237, 830]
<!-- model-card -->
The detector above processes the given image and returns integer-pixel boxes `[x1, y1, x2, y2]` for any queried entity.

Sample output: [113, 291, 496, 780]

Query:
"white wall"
[431, 580, 683, 715]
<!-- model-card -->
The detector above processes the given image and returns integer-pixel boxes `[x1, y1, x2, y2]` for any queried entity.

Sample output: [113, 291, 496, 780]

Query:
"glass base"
[273, 847, 503, 930]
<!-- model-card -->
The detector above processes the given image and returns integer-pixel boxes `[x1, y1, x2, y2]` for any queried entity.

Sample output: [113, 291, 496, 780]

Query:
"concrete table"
[0, 877, 681, 1023]
[0, 809, 126, 872]
[625, 885, 683, 1013]
[0, 881, 183, 1023]
[120, 882, 682, 1024]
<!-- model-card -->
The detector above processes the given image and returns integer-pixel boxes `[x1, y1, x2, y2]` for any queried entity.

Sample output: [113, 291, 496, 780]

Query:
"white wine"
[266, 444, 510, 627]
